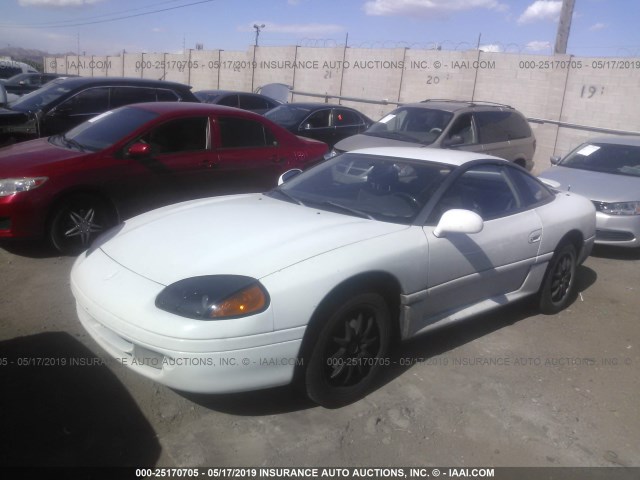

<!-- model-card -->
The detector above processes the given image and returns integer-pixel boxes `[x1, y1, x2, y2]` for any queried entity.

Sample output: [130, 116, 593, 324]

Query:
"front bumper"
[0, 192, 48, 239]
[71, 249, 305, 394]
[595, 212, 640, 248]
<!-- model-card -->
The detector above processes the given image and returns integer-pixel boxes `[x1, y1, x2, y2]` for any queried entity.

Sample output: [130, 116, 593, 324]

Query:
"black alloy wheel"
[539, 242, 577, 314]
[305, 292, 390, 408]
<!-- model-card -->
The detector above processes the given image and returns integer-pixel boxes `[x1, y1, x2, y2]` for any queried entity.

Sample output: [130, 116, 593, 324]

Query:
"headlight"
[155, 275, 270, 320]
[0, 177, 48, 197]
[594, 201, 640, 216]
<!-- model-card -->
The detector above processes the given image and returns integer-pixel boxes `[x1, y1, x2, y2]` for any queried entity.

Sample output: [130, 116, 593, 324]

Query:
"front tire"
[538, 242, 577, 314]
[305, 292, 390, 408]
[48, 194, 116, 255]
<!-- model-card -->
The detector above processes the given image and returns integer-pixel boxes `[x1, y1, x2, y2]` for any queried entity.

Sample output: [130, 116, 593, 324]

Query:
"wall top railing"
[290, 89, 640, 138]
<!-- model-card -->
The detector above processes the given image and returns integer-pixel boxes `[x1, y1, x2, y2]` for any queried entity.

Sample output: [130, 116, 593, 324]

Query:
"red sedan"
[0, 102, 328, 253]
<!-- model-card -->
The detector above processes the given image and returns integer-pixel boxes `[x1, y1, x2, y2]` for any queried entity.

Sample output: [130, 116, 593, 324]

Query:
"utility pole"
[554, 0, 576, 54]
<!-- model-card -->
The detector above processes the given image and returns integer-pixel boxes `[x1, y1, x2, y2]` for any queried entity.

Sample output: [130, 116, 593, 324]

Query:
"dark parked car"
[194, 90, 280, 114]
[265, 103, 373, 147]
[0, 102, 328, 253]
[0, 73, 76, 96]
[0, 76, 199, 146]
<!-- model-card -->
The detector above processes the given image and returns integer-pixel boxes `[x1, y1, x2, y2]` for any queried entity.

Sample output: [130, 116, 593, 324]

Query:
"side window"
[61, 87, 110, 115]
[0, 66, 22, 79]
[303, 110, 331, 129]
[239, 95, 269, 111]
[24, 76, 40, 86]
[446, 113, 477, 145]
[139, 117, 208, 155]
[218, 95, 239, 107]
[430, 165, 520, 222]
[110, 87, 157, 108]
[333, 109, 362, 127]
[156, 89, 180, 101]
[503, 112, 532, 140]
[506, 167, 553, 207]
[476, 111, 512, 144]
[217, 117, 275, 148]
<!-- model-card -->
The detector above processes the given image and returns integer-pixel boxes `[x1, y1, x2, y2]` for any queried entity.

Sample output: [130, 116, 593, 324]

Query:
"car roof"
[349, 146, 508, 167]
[280, 102, 357, 110]
[49, 76, 192, 90]
[399, 99, 514, 113]
[586, 135, 640, 147]
[125, 101, 265, 117]
[196, 90, 265, 96]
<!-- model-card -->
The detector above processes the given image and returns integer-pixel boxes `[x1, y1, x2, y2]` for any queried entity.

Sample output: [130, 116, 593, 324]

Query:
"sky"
[0, 0, 638, 57]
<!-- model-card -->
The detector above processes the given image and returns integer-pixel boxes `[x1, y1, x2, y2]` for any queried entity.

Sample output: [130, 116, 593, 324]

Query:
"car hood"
[334, 133, 429, 152]
[538, 165, 640, 202]
[100, 193, 409, 286]
[0, 137, 85, 174]
[0, 107, 30, 125]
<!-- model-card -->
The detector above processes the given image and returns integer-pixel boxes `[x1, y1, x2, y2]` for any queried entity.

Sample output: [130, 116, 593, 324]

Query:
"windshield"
[264, 105, 312, 128]
[51, 106, 159, 152]
[9, 81, 72, 111]
[268, 152, 454, 224]
[363, 107, 453, 145]
[560, 142, 640, 177]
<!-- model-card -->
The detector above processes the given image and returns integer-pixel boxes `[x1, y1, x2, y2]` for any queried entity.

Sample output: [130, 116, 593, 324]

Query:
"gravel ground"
[1, 242, 638, 468]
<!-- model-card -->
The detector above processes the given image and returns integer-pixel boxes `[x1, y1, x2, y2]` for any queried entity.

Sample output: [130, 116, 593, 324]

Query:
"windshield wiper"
[62, 134, 86, 152]
[363, 131, 416, 143]
[270, 188, 306, 206]
[317, 201, 374, 220]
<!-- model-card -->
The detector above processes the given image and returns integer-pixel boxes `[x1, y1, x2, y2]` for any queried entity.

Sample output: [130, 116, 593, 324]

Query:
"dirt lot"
[1, 242, 638, 468]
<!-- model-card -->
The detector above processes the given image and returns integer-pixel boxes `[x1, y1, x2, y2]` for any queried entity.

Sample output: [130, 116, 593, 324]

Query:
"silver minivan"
[330, 100, 536, 170]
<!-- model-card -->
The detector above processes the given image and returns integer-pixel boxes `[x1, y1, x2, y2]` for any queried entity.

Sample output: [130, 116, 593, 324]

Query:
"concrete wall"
[44, 49, 640, 173]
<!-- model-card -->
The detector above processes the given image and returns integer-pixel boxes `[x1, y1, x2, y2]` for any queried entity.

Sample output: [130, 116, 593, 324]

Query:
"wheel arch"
[293, 270, 403, 383]
[557, 229, 584, 256]
[45, 186, 121, 229]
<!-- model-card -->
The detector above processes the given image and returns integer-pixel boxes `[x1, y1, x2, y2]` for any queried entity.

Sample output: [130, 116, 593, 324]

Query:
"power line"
[0, 0, 184, 27]
[0, 0, 216, 29]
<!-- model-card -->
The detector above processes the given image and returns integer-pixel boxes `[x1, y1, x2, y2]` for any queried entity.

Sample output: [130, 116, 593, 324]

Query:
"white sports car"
[71, 147, 596, 408]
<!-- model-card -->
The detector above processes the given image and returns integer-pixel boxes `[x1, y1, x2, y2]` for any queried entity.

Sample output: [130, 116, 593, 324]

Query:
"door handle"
[528, 229, 542, 244]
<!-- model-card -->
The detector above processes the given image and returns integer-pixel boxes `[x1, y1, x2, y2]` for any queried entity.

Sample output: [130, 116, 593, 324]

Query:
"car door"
[211, 115, 284, 193]
[332, 108, 367, 144]
[112, 115, 216, 216]
[410, 163, 543, 334]
[299, 108, 334, 145]
[42, 87, 110, 135]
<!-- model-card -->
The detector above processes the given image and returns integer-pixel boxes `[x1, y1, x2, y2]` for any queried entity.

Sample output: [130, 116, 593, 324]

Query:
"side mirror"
[550, 155, 561, 165]
[442, 135, 464, 147]
[278, 168, 302, 186]
[49, 105, 72, 117]
[127, 142, 151, 158]
[433, 209, 483, 238]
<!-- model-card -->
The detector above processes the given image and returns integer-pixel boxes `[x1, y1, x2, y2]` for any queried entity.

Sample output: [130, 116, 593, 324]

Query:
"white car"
[71, 147, 596, 408]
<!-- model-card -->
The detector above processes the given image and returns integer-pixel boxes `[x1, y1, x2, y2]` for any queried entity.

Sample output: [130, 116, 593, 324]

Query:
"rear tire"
[538, 242, 577, 314]
[305, 292, 390, 408]
[48, 194, 116, 255]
